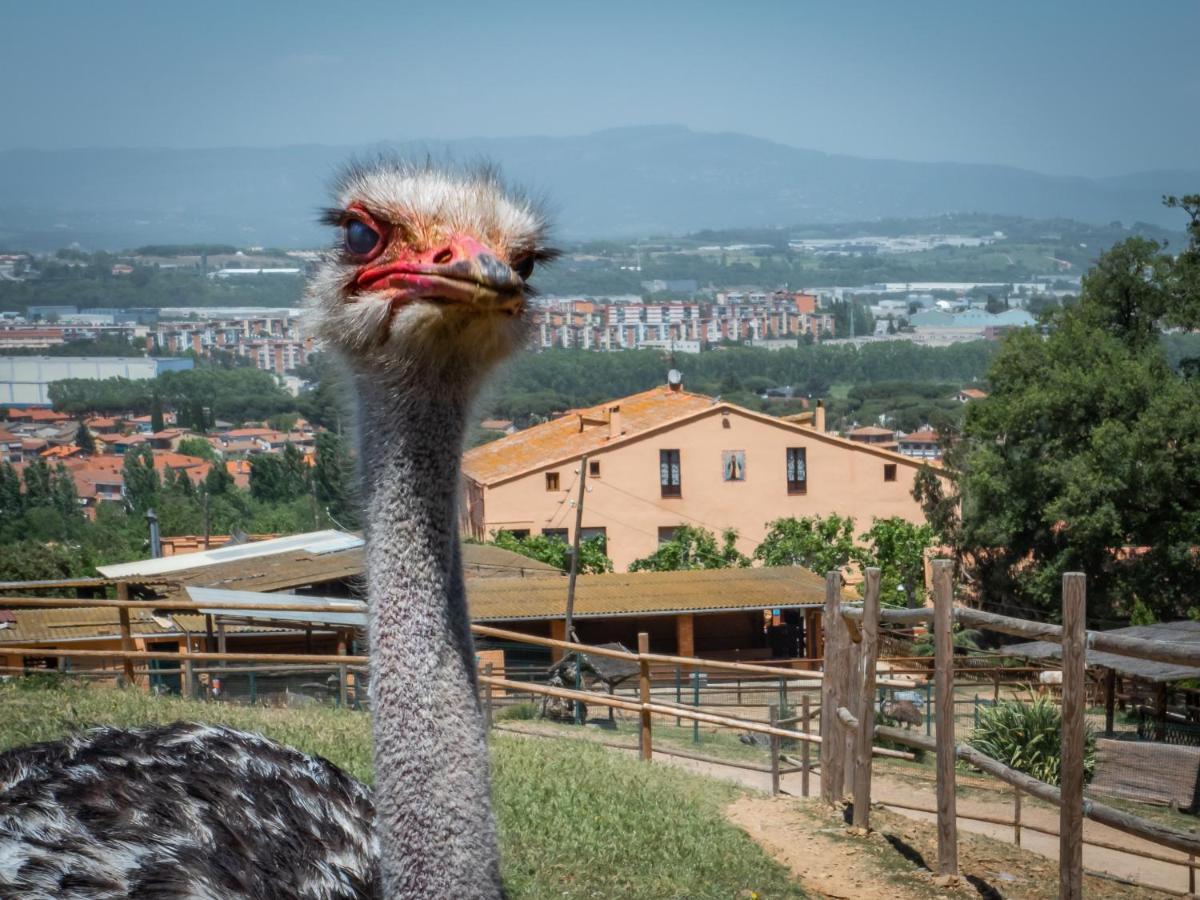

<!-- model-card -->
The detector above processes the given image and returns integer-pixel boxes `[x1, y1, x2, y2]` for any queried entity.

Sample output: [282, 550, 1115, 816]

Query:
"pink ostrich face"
[306, 164, 557, 370]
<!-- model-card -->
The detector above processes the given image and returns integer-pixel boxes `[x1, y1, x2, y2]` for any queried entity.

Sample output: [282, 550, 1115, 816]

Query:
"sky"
[1, 0, 1197, 178]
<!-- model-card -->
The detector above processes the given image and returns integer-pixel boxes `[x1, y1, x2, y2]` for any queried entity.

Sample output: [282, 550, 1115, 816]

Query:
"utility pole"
[562, 454, 589, 643]
[202, 490, 211, 550]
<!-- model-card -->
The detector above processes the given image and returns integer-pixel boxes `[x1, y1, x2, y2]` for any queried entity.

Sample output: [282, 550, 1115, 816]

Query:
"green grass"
[0, 680, 806, 899]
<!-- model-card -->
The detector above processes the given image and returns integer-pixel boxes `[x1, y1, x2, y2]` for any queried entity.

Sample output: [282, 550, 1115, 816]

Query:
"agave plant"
[968, 695, 1095, 786]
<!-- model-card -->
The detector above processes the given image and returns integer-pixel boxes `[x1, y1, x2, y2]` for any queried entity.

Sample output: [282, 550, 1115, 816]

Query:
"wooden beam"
[115, 582, 136, 687]
[675, 613, 695, 658]
[1104, 668, 1116, 738]
[932, 558, 958, 877]
[853, 568, 880, 830]
[820, 570, 845, 805]
[1060, 573, 1086, 900]
[638, 632, 652, 762]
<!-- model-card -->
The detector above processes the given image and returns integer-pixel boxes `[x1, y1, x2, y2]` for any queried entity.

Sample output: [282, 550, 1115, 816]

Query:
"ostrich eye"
[345, 219, 382, 257]
[512, 256, 535, 280]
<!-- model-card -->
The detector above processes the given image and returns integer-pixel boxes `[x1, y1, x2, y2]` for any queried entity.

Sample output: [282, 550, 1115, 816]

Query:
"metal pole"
[769, 703, 781, 796]
[693, 671, 701, 744]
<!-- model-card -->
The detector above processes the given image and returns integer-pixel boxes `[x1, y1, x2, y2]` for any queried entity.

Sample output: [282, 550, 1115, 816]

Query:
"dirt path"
[726, 795, 931, 900]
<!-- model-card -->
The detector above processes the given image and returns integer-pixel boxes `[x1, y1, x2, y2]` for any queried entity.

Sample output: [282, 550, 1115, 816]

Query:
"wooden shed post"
[932, 559, 958, 877]
[1104, 668, 1116, 738]
[853, 568, 881, 830]
[801, 693, 811, 798]
[336, 630, 349, 708]
[482, 662, 494, 732]
[637, 631, 652, 762]
[115, 582, 137, 687]
[769, 703, 781, 796]
[1060, 572, 1087, 900]
[820, 570, 844, 805]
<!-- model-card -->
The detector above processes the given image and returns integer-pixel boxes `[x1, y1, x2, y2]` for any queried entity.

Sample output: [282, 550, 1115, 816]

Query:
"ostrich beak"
[355, 236, 525, 314]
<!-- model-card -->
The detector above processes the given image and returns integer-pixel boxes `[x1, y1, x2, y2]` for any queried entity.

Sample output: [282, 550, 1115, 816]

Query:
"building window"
[589, 460, 601, 478]
[884, 463, 897, 482]
[660, 449, 682, 497]
[502, 529, 530, 540]
[542, 528, 568, 542]
[658, 526, 681, 545]
[786, 447, 807, 494]
[580, 526, 607, 552]
[545, 471, 560, 491]
[722, 450, 746, 481]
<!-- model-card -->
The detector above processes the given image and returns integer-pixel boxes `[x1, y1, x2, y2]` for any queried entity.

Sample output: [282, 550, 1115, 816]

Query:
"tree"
[754, 514, 860, 575]
[0, 461, 22, 526]
[51, 463, 81, 519]
[858, 517, 935, 609]
[313, 431, 360, 529]
[942, 195, 1200, 623]
[489, 530, 612, 574]
[628, 525, 750, 572]
[150, 393, 165, 433]
[75, 423, 97, 455]
[122, 444, 159, 512]
[176, 436, 217, 462]
[21, 459, 53, 508]
[204, 459, 235, 496]
[249, 448, 307, 504]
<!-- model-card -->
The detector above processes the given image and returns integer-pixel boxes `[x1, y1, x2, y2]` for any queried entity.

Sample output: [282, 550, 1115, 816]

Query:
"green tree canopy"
[938, 194, 1200, 623]
[628, 525, 750, 572]
[753, 514, 859, 576]
[489, 530, 612, 575]
[122, 444, 159, 512]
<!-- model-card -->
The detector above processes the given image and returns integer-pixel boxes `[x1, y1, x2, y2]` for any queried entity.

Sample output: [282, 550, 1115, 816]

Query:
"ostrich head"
[307, 160, 557, 383]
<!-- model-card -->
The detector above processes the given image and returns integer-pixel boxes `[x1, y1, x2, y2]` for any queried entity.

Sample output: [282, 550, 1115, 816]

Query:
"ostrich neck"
[355, 374, 501, 898]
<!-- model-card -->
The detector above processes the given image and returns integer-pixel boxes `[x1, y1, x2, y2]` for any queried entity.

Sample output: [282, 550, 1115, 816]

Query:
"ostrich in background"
[0, 161, 556, 899]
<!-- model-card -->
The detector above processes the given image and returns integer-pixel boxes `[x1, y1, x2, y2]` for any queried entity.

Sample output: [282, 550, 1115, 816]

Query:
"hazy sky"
[2, 1, 1197, 177]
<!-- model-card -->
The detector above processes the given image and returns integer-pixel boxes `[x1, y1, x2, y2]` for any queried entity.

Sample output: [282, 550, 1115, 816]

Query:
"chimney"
[667, 368, 683, 392]
[608, 405, 622, 438]
[815, 400, 826, 433]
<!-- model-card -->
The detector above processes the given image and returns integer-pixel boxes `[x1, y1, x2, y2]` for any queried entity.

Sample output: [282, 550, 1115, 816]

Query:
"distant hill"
[0, 125, 1195, 250]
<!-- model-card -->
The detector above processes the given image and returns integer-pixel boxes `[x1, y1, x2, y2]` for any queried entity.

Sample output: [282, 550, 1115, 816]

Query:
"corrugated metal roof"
[1000, 620, 1200, 683]
[187, 587, 367, 629]
[168, 567, 832, 628]
[467, 566, 830, 622]
[0, 608, 269, 645]
[99, 531, 561, 592]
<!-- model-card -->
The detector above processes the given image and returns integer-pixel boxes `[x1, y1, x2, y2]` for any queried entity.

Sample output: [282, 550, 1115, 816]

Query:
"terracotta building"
[461, 383, 946, 571]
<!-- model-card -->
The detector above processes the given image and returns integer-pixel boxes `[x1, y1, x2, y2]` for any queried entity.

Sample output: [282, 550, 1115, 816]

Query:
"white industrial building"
[0, 356, 194, 406]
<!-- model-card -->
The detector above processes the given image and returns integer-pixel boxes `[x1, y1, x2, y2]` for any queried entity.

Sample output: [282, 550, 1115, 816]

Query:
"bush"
[968, 696, 1095, 786]
[495, 701, 538, 721]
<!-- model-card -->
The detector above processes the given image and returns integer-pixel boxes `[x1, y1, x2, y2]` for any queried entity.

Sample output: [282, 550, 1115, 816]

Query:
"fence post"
[769, 703, 781, 796]
[1013, 786, 1022, 848]
[1060, 572, 1087, 900]
[638, 632, 652, 762]
[820, 570, 845, 805]
[675, 665, 682, 727]
[692, 671, 701, 744]
[249, 671, 257, 705]
[337, 630, 349, 709]
[115, 582, 137, 687]
[925, 680, 932, 736]
[482, 662, 494, 732]
[853, 567, 881, 830]
[801, 693, 811, 798]
[841, 612, 861, 800]
[933, 558, 959, 878]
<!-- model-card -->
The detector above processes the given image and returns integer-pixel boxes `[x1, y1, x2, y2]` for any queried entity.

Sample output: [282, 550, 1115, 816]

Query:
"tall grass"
[0, 680, 805, 898]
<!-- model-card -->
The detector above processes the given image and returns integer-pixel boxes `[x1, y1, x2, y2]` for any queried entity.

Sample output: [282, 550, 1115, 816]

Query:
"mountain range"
[0, 125, 1194, 250]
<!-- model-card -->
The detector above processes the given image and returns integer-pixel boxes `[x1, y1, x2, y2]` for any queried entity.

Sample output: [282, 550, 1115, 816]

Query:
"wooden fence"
[829, 560, 1200, 898]
[5, 572, 1197, 894]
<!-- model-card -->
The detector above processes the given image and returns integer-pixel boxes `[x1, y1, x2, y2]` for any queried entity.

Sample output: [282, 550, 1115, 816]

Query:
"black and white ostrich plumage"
[0, 722, 378, 899]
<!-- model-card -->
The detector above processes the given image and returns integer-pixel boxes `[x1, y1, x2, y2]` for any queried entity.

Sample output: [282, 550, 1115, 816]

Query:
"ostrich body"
[0, 162, 552, 899]
[0, 723, 376, 899]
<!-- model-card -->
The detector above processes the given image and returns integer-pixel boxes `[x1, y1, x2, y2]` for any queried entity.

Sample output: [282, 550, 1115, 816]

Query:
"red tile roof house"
[956, 388, 989, 403]
[0, 428, 23, 464]
[896, 428, 943, 460]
